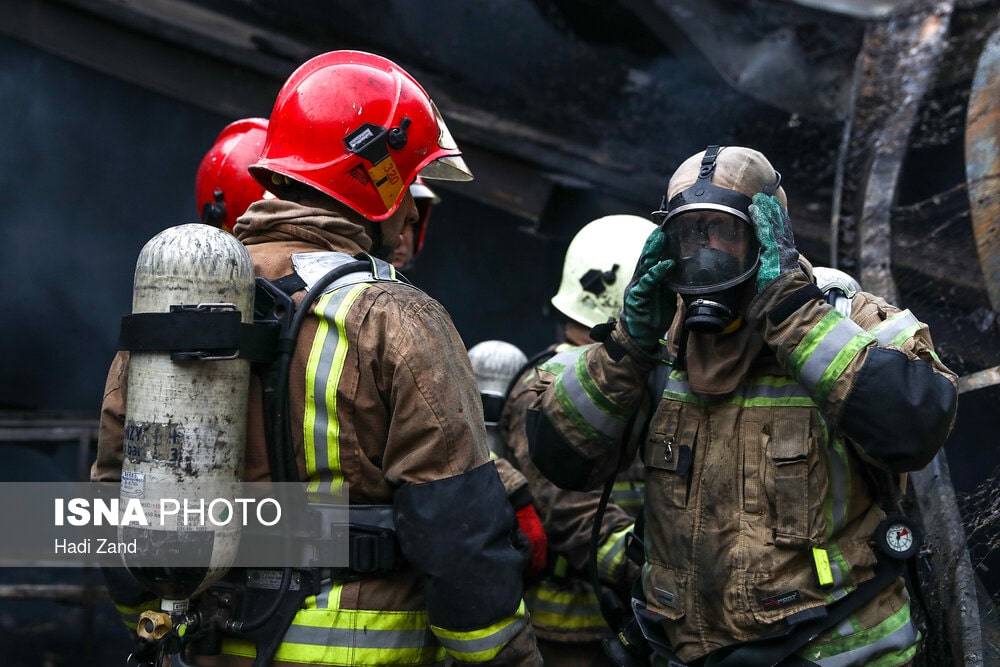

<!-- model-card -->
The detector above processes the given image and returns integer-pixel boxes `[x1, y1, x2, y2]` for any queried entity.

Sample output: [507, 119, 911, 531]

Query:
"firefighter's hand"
[620, 228, 676, 352]
[749, 193, 800, 292]
[515, 504, 548, 577]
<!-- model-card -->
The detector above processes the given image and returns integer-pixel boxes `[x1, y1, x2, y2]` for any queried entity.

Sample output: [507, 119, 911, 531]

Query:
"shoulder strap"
[290, 251, 398, 294]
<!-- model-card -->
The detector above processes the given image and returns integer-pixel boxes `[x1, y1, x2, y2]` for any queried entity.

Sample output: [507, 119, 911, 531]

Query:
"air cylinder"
[119, 223, 255, 612]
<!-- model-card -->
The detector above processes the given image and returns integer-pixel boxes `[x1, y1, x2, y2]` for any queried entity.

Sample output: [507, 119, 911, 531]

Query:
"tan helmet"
[550, 214, 657, 328]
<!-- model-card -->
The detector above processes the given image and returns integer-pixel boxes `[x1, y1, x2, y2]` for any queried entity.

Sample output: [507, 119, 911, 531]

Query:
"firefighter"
[525, 145, 959, 666]
[195, 117, 269, 233]
[393, 176, 440, 271]
[498, 215, 655, 666]
[468, 340, 548, 580]
[93, 50, 541, 666]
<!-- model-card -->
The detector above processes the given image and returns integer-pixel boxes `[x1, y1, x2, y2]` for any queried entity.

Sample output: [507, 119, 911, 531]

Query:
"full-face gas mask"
[654, 145, 781, 334]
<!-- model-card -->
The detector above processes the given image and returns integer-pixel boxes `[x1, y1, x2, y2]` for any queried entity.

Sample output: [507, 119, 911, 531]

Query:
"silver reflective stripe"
[559, 360, 624, 439]
[826, 438, 849, 534]
[309, 287, 363, 487]
[663, 372, 693, 397]
[738, 378, 813, 402]
[541, 348, 587, 372]
[291, 252, 393, 294]
[282, 624, 437, 650]
[870, 309, 920, 346]
[314, 586, 333, 609]
[434, 615, 528, 656]
[647, 360, 673, 400]
[527, 593, 602, 617]
[598, 528, 629, 581]
[798, 317, 866, 394]
[663, 373, 814, 404]
[827, 584, 853, 601]
[370, 256, 396, 280]
[809, 608, 918, 666]
[292, 251, 367, 292]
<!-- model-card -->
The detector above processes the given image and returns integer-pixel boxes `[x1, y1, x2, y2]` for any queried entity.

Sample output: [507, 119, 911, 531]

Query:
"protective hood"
[666, 257, 815, 397]
[234, 198, 373, 254]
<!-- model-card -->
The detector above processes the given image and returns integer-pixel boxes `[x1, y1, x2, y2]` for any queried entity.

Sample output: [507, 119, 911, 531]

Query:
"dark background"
[1, 0, 999, 663]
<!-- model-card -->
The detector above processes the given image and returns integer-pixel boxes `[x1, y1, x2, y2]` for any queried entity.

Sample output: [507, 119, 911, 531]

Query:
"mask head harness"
[653, 145, 781, 333]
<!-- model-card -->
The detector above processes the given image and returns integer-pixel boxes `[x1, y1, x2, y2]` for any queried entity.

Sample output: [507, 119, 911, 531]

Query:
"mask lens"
[664, 212, 759, 294]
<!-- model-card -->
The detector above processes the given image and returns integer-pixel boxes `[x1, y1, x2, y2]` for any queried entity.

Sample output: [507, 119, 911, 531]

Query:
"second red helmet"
[195, 117, 269, 233]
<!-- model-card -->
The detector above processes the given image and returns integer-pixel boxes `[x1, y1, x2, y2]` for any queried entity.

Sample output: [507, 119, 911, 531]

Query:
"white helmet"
[468, 340, 528, 405]
[468, 340, 528, 458]
[550, 214, 657, 328]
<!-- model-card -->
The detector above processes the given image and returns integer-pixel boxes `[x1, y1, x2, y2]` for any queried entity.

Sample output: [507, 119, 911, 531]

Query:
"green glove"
[620, 228, 677, 352]
[749, 193, 800, 292]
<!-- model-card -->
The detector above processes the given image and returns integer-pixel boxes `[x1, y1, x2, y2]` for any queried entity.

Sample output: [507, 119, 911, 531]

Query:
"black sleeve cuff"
[840, 348, 958, 472]
[767, 283, 824, 325]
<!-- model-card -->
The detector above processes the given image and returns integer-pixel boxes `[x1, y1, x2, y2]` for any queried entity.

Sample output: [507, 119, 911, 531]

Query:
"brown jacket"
[528, 267, 958, 663]
[93, 199, 540, 666]
[500, 327, 641, 644]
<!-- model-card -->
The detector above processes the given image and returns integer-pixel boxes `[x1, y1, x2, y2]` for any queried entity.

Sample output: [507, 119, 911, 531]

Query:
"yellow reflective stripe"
[303, 290, 331, 483]
[552, 555, 569, 578]
[611, 480, 645, 512]
[802, 600, 919, 665]
[665, 371, 816, 408]
[303, 284, 368, 494]
[823, 435, 852, 539]
[220, 602, 446, 666]
[790, 311, 874, 403]
[430, 600, 528, 663]
[597, 524, 632, 582]
[525, 582, 605, 631]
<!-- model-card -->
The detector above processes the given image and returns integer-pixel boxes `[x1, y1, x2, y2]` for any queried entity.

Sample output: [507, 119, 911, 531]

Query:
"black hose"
[589, 470, 624, 631]
[232, 260, 372, 655]
[268, 260, 371, 484]
[589, 413, 639, 635]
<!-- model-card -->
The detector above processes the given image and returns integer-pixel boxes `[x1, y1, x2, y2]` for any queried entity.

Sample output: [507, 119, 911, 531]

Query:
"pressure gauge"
[875, 515, 920, 560]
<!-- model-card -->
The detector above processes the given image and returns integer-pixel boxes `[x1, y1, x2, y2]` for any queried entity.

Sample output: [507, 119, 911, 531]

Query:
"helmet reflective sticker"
[344, 122, 407, 211]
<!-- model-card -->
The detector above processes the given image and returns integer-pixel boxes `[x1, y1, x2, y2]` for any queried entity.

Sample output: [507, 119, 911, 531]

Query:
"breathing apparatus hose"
[589, 473, 624, 631]
[589, 415, 650, 666]
[227, 260, 371, 649]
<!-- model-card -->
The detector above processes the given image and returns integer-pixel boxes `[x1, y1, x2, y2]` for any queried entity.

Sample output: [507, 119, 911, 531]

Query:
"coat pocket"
[644, 403, 697, 509]
[764, 409, 816, 550]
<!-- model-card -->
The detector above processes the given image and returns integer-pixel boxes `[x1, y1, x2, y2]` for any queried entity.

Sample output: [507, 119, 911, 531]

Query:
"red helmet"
[195, 118, 268, 233]
[250, 50, 472, 221]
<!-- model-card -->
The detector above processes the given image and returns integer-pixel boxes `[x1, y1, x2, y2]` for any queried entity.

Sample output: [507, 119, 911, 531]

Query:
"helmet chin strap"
[367, 222, 395, 261]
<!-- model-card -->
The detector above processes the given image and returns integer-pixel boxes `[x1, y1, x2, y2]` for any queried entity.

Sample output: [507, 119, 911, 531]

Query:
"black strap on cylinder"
[118, 308, 278, 363]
